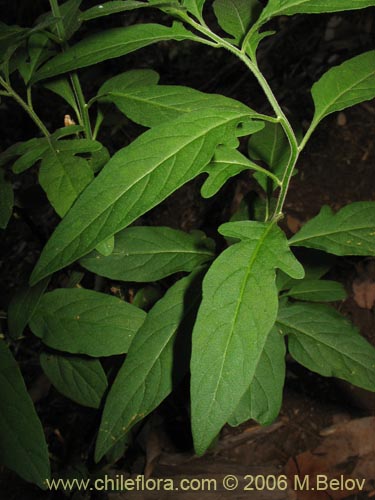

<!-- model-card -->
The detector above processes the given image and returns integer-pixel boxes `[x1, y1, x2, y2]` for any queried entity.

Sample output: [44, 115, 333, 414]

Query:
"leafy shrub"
[1, 0, 375, 489]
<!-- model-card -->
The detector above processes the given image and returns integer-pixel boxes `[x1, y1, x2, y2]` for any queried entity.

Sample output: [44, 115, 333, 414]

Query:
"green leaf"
[182, 0, 206, 19]
[95, 235, 115, 256]
[44, 77, 79, 112]
[0, 170, 13, 229]
[100, 83, 252, 128]
[29, 288, 146, 356]
[277, 303, 375, 392]
[33, 22, 199, 82]
[248, 121, 289, 191]
[61, 0, 83, 40]
[190, 221, 304, 455]
[213, 0, 259, 44]
[81, 226, 215, 281]
[97, 69, 160, 99]
[80, 1, 149, 21]
[289, 202, 375, 256]
[95, 271, 202, 461]
[0, 340, 50, 489]
[40, 352, 107, 408]
[39, 150, 94, 217]
[30, 105, 257, 284]
[258, 0, 375, 25]
[201, 143, 282, 199]
[309, 51, 375, 132]
[0, 22, 26, 64]
[284, 279, 346, 302]
[0, 138, 49, 174]
[18, 32, 51, 84]
[228, 327, 285, 427]
[7, 278, 50, 340]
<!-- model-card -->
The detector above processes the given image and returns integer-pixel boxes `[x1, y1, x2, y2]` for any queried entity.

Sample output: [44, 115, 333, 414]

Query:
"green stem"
[181, 17, 300, 220]
[0, 76, 52, 145]
[49, 0, 92, 139]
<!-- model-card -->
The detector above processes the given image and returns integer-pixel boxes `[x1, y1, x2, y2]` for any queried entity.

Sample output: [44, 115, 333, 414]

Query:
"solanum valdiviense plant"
[1, 0, 375, 488]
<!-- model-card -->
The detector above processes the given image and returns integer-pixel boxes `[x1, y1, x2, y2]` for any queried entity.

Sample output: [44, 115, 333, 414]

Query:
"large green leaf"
[7, 278, 50, 340]
[29, 288, 146, 356]
[190, 221, 304, 455]
[95, 272, 202, 461]
[213, 0, 259, 44]
[40, 352, 107, 408]
[0, 340, 50, 489]
[80, 226, 215, 281]
[277, 303, 375, 392]
[0, 169, 13, 229]
[79, 1, 150, 21]
[248, 121, 289, 191]
[100, 82, 252, 128]
[284, 279, 346, 302]
[289, 202, 375, 256]
[228, 327, 285, 427]
[30, 105, 258, 284]
[33, 22, 199, 81]
[258, 0, 375, 25]
[39, 150, 94, 217]
[308, 51, 375, 133]
[97, 68, 160, 98]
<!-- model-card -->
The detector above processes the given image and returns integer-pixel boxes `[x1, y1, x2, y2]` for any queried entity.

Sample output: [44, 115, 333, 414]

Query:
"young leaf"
[7, 278, 50, 340]
[100, 83, 253, 128]
[201, 143, 281, 199]
[40, 352, 107, 408]
[228, 327, 285, 427]
[39, 150, 94, 217]
[248, 121, 289, 191]
[80, 1, 149, 21]
[190, 221, 304, 455]
[29, 288, 146, 356]
[213, 0, 259, 44]
[182, 0, 206, 19]
[0, 138, 49, 174]
[284, 279, 346, 302]
[289, 202, 375, 256]
[277, 303, 375, 392]
[80, 226, 215, 281]
[307, 51, 375, 136]
[258, 0, 375, 25]
[95, 271, 202, 462]
[33, 22, 200, 82]
[0, 340, 50, 489]
[0, 169, 13, 229]
[30, 105, 258, 284]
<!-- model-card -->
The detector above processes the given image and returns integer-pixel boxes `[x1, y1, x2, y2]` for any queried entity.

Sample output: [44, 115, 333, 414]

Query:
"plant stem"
[0, 76, 52, 145]
[49, 0, 92, 139]
[181, 16, 300, 220]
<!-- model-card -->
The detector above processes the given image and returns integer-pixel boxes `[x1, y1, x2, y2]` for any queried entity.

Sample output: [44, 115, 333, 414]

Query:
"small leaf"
[277, 302, 375, 392]
[33, 22, 200, 81]
[44, 77, 79, 112]
[95, 271, 202, 461]
[309, 51, 375, 132]
[95, 235, 115, 256]
[7, 278, 50, 340]
[0, 170, 13, 229]
[39, 150, 94, 217]
[289, 202, 375, 256]
[40, 352, 107, 408]
[30, 105, 257, 284]
[81, 226, 215, 281]
[0, 340, 50, 489]
[284, 279, 346, 302]
[213, 0, 259, 44]
[18, 32, 51, 84]
[190, 221, 304, 455]
[258, 0, 375, 25]
[182, 0, 206, 19]
[248, 121, 289, 191]
[9, 138, 49, 174]
[228, 327, 285, 427]
[29, 288, 146, 356]
[101, 83, 252, 128]
[80, 1, 149, 21]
